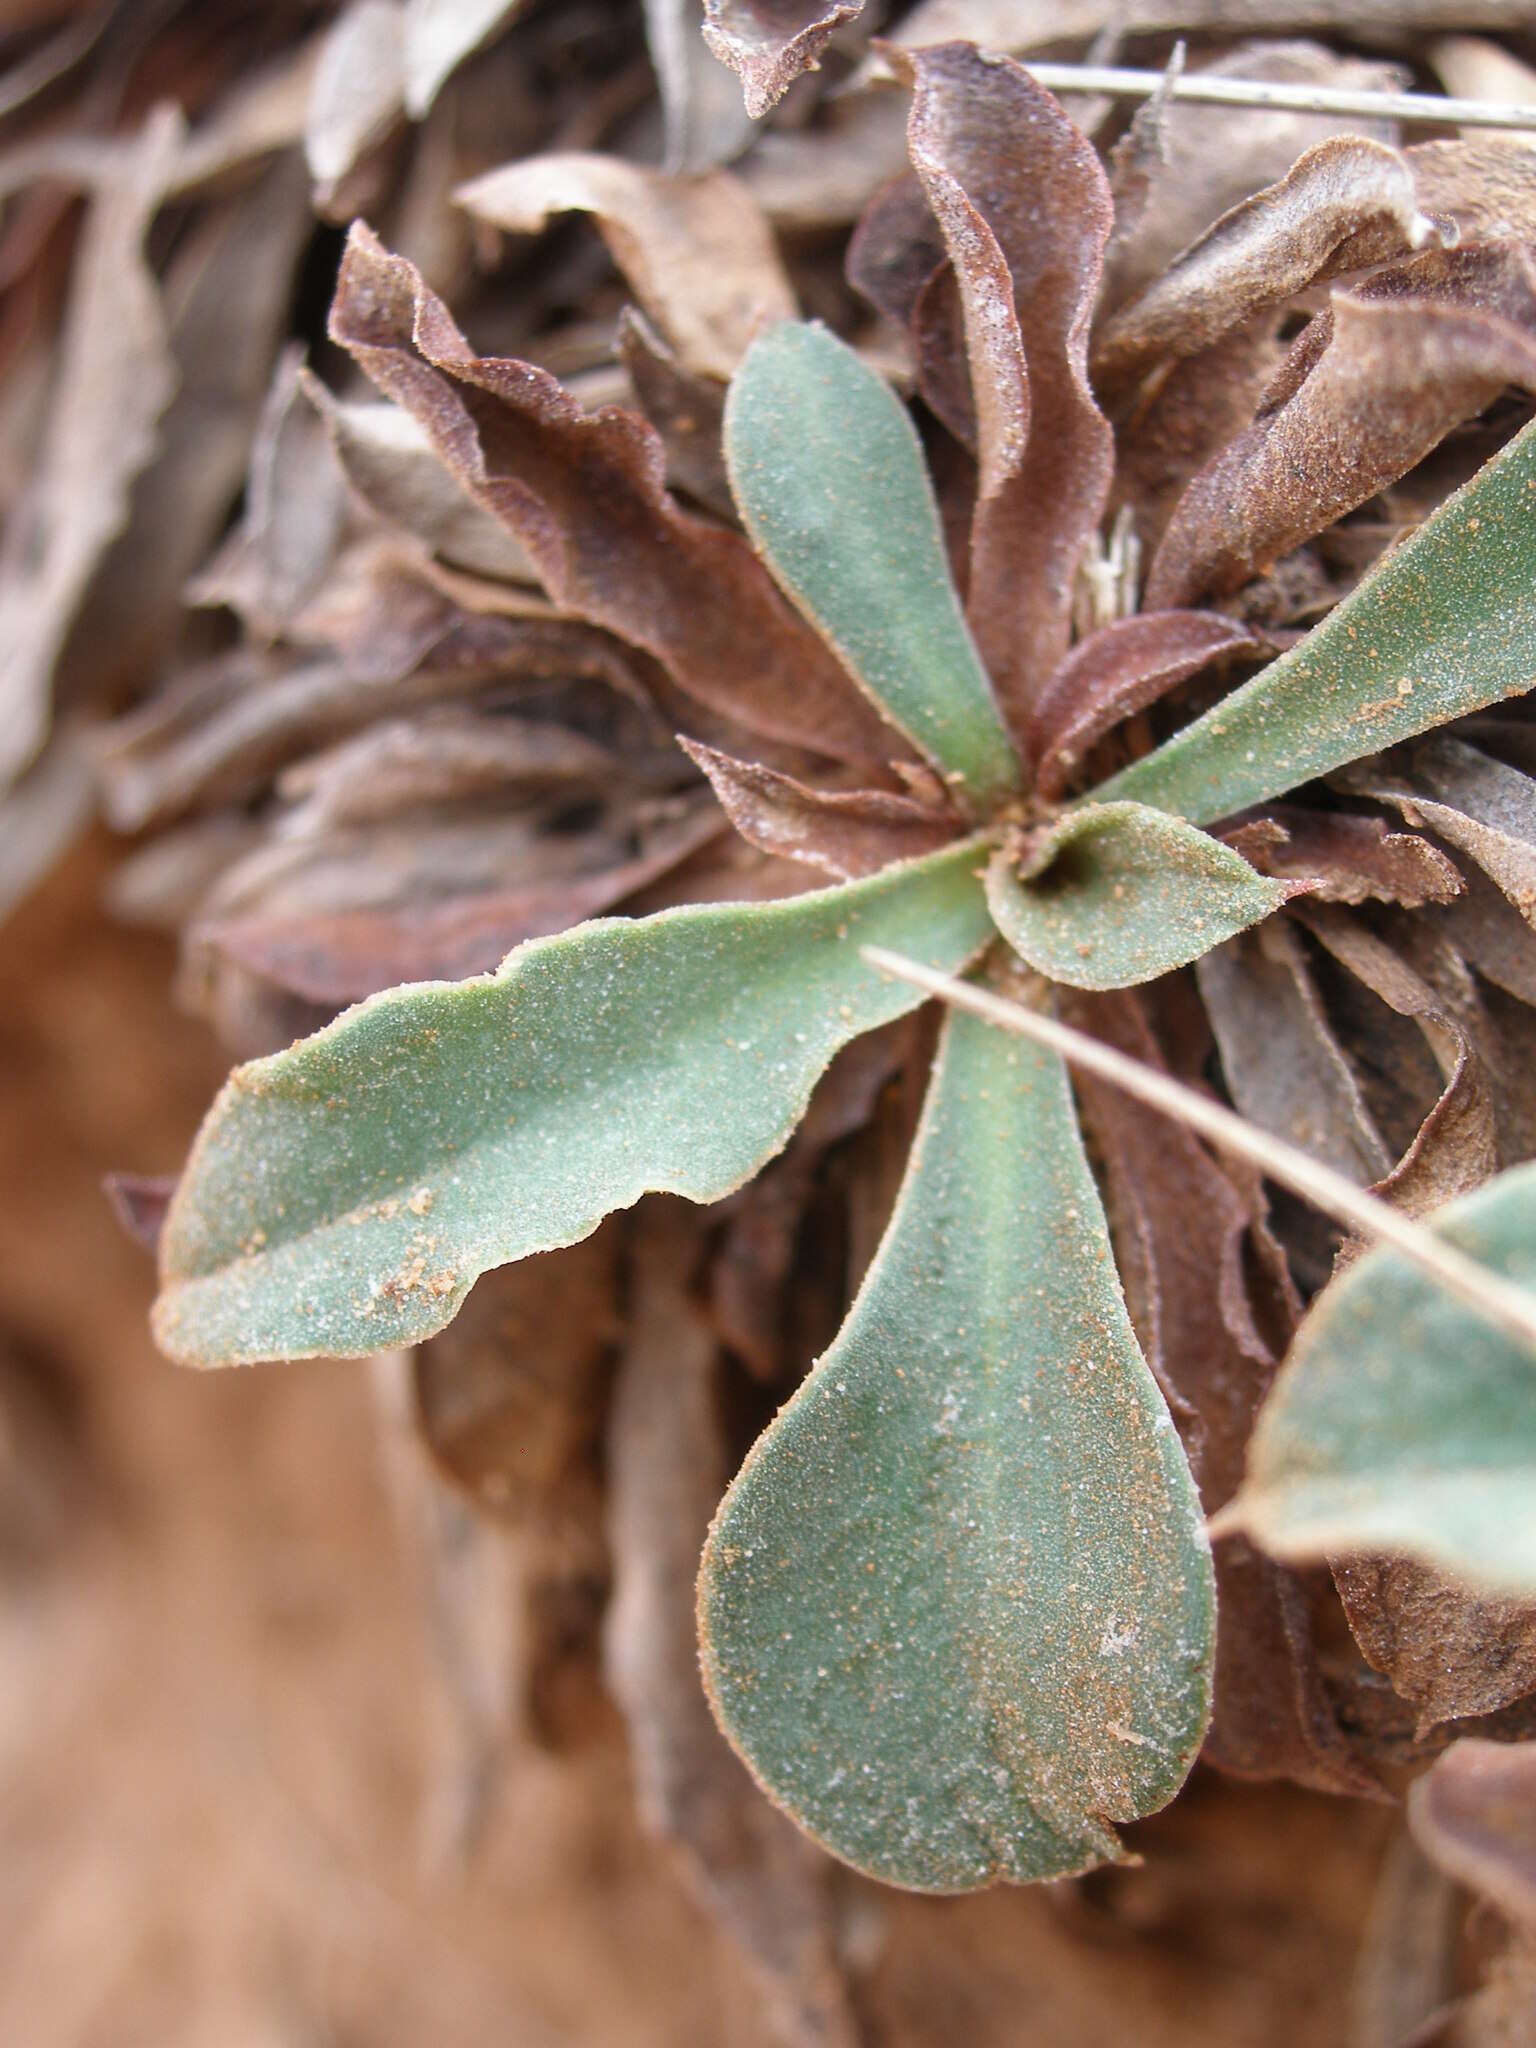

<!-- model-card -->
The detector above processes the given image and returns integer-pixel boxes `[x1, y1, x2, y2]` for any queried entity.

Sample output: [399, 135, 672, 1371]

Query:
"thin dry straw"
[862, 946, 1536, 1359]
[1019, 60, 1536, 133]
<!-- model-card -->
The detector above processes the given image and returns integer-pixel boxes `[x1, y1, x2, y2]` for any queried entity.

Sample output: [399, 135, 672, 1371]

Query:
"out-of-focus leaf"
[616, 310, 731, 516]
[1348, 738, 1536, 932]
[1433, 36, 1536, 146]
[1219, 1163, 1536, 1595]
[701, 0, 864, 120]
[725, 320, 1017, 805]
[302, 376, 536, 584]
[739, 88, 910, 229]
[1198, 921, 1391, 1184]
[102, 1172, 178, 1258]
[1145, 247, 1536, 610]
[682, 738, 957, 880]
[1027, 611, 1265, 799]
[1225, 808, 1462, 909]
[1097, 413, 1536, 825]
[153, 839, 993, 1366]
[699, 1000, 1213, 1891]
[1093, 137, 1439, 397]
[607, 1212, 859, 2048]
[894, 43, 1113, 733]
[986, 802, 1288, 992]
[403, 0, 527, 118]
[0, 107, 180, 791]
[331, 227, 895, 767]
[305, 0, 405, 205]
[644, 0, 757, 172]
[846, 170, 943, 350]
[1410, 1739, 1536, 1927]
[1102, 41, 1406, 313]
[1064, 986, 1374, 1795]
[1411, 137, 1536, 240]
[456, 153, 796, 381]
[1335, 1558, 1536, 1733]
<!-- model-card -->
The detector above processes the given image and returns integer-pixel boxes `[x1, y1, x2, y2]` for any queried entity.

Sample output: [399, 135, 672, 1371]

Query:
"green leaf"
[1218, 1164, 1536, 1595]
[154, 842, 993, 1367]
[1093, 414, 1536, 825]
[725, 321, 1020, 810]
[983, 801, 1287, 990]
[698, 1000, 1214, 1892]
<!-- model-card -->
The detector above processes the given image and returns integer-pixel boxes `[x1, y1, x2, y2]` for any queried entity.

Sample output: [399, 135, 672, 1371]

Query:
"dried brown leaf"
[1093, 136, 1440, 398]
[1349, 738, 1536, 932]
[1336, 1561, 1536, 1736]
[0, 107, 180, 790]
[1026, 610, 1265, 799]
[403, 0, 528, 118]
[329, 224, 895, 767]
[739, 87, 911, 229]
[645, 0, 757, 173]
[616, 308, 732, 517]
[701, 0, 864, 120]
[606, 1210, 858, 2048]
[305, 0, 405, 205]
[893, 41, 1114, 734]
[1410, 1740, 1536, 1929]
[681, 737, 957, 880]
[846, 170, 944, 357]
[1224, 808, 1463, 909]
[1412, 137, 1536, 241]
[456, 152, 796, 380]
[1146, 246, 1536, 609]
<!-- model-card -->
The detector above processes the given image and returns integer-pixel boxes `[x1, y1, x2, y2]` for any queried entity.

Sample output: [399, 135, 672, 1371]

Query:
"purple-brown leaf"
[702, 0, 864, 120]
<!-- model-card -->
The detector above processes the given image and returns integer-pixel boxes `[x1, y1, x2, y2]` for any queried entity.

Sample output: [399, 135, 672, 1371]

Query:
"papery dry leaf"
[186, 795, 725, 1003]
[615, 309, 732, 517]
[0, 106, 180, 791]
[1093, 136, 1440, 399]
[606, 1210, 858, 2048]
[305, 0, 405, 205]
[403, 0, 527, 118]
[302, 374, 537, 584]
[702, 0, 864, 120]
[1224, 808, 1463, 909]
[1198, 919, 1392, 1184]
[1349, 738, 1536, 932]
[1146, 246, 1536, 609]
[1436, 860, 1536, 1009]
[1411, 138, 1536, 242]
[1026, 610, 1265, 799]
[329, 225, 895, 767]
[1410, 1740, 1536, 1931]
[456, 152, 796, 381]
[894, 41, 1114, 734]
[645, 0, 758, 172]
[681, 737, 957, 879]
[1335, 1560, 1536, 1735]
[1102, 41, 1406, 314]
[1065, 987, 1371, 1794]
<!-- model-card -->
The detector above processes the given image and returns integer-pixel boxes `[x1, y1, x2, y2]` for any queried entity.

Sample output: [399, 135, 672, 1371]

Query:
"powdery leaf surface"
[699, 1002, 1213, 1890]
[702, 0, 864, 119]
[154, 839, 993, 1365]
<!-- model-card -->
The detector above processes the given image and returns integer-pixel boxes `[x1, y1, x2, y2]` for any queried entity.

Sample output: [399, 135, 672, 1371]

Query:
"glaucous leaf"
[724, 320, 1019, 809]
[153, 839, 992, 1367]
[1096, 413, 1536, 826]
[985, 801, 1289, 991]
[699, 1000, 1214, 1891]
[1219, 1164, 1536, 1595]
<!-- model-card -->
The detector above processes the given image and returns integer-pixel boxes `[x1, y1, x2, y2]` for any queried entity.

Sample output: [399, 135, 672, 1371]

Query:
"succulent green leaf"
[724, 321, 1020, 810]
[983, 801, 1288, 990]
[698, 1001, 1215, 1892]
[154, 842, 993, 1367]
[1094, 414, 1536, 825]
[1220, 1164, 1536, 1596]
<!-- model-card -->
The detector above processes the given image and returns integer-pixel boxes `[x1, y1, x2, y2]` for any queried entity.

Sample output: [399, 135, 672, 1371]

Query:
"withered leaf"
[305, 0, 406, 206]
[681, 737, 957, 880]
[1410, 136, 1536, 242]
[403, 0, 528, 118]
[846, 170, 944, 355]
[616, 309, 732, 517]
[1224, 807, 1463, 909]
[1410, 1740, 1536, 1930]
[455, 152, 796, 381]
[1147, 246, 1536, 609]
[644, 0, 757, 174]
[738, 87, 911, 229]
[606, 1210, 858, 2048]
[1336, 1559, 1536, 1735]
[1093, 136, 1440, 398]
[1348, 737, 1536, 932]
[329, 225, 895, 767]
[0, 107, 181, 791]
[894, 42, 1114, 734]
[1026, 610, 1265, 799]
[701, 0, 864, 120]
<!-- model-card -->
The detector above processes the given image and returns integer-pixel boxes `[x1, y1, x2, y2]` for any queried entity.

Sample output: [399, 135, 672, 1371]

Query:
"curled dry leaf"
[1409, 1739, 1536, 1929]
[1147, 246, 1536, 610]
[701, 0, 864, 120]
[1348, 737, 1536, 932]
[329, 225, 894, 767]
[455, 152, 797, 381]
[681, 737, 958, 880]
[1026, 610, 1266, 798]
[1335, 1558, 1536, 1734]
[894, 41, 1114, 733]
[606, 1212, 859, 2048]
[0, 107, 181, 791]
[1224, 808, 1463, 909]
[1093, 136, 1441, 398]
